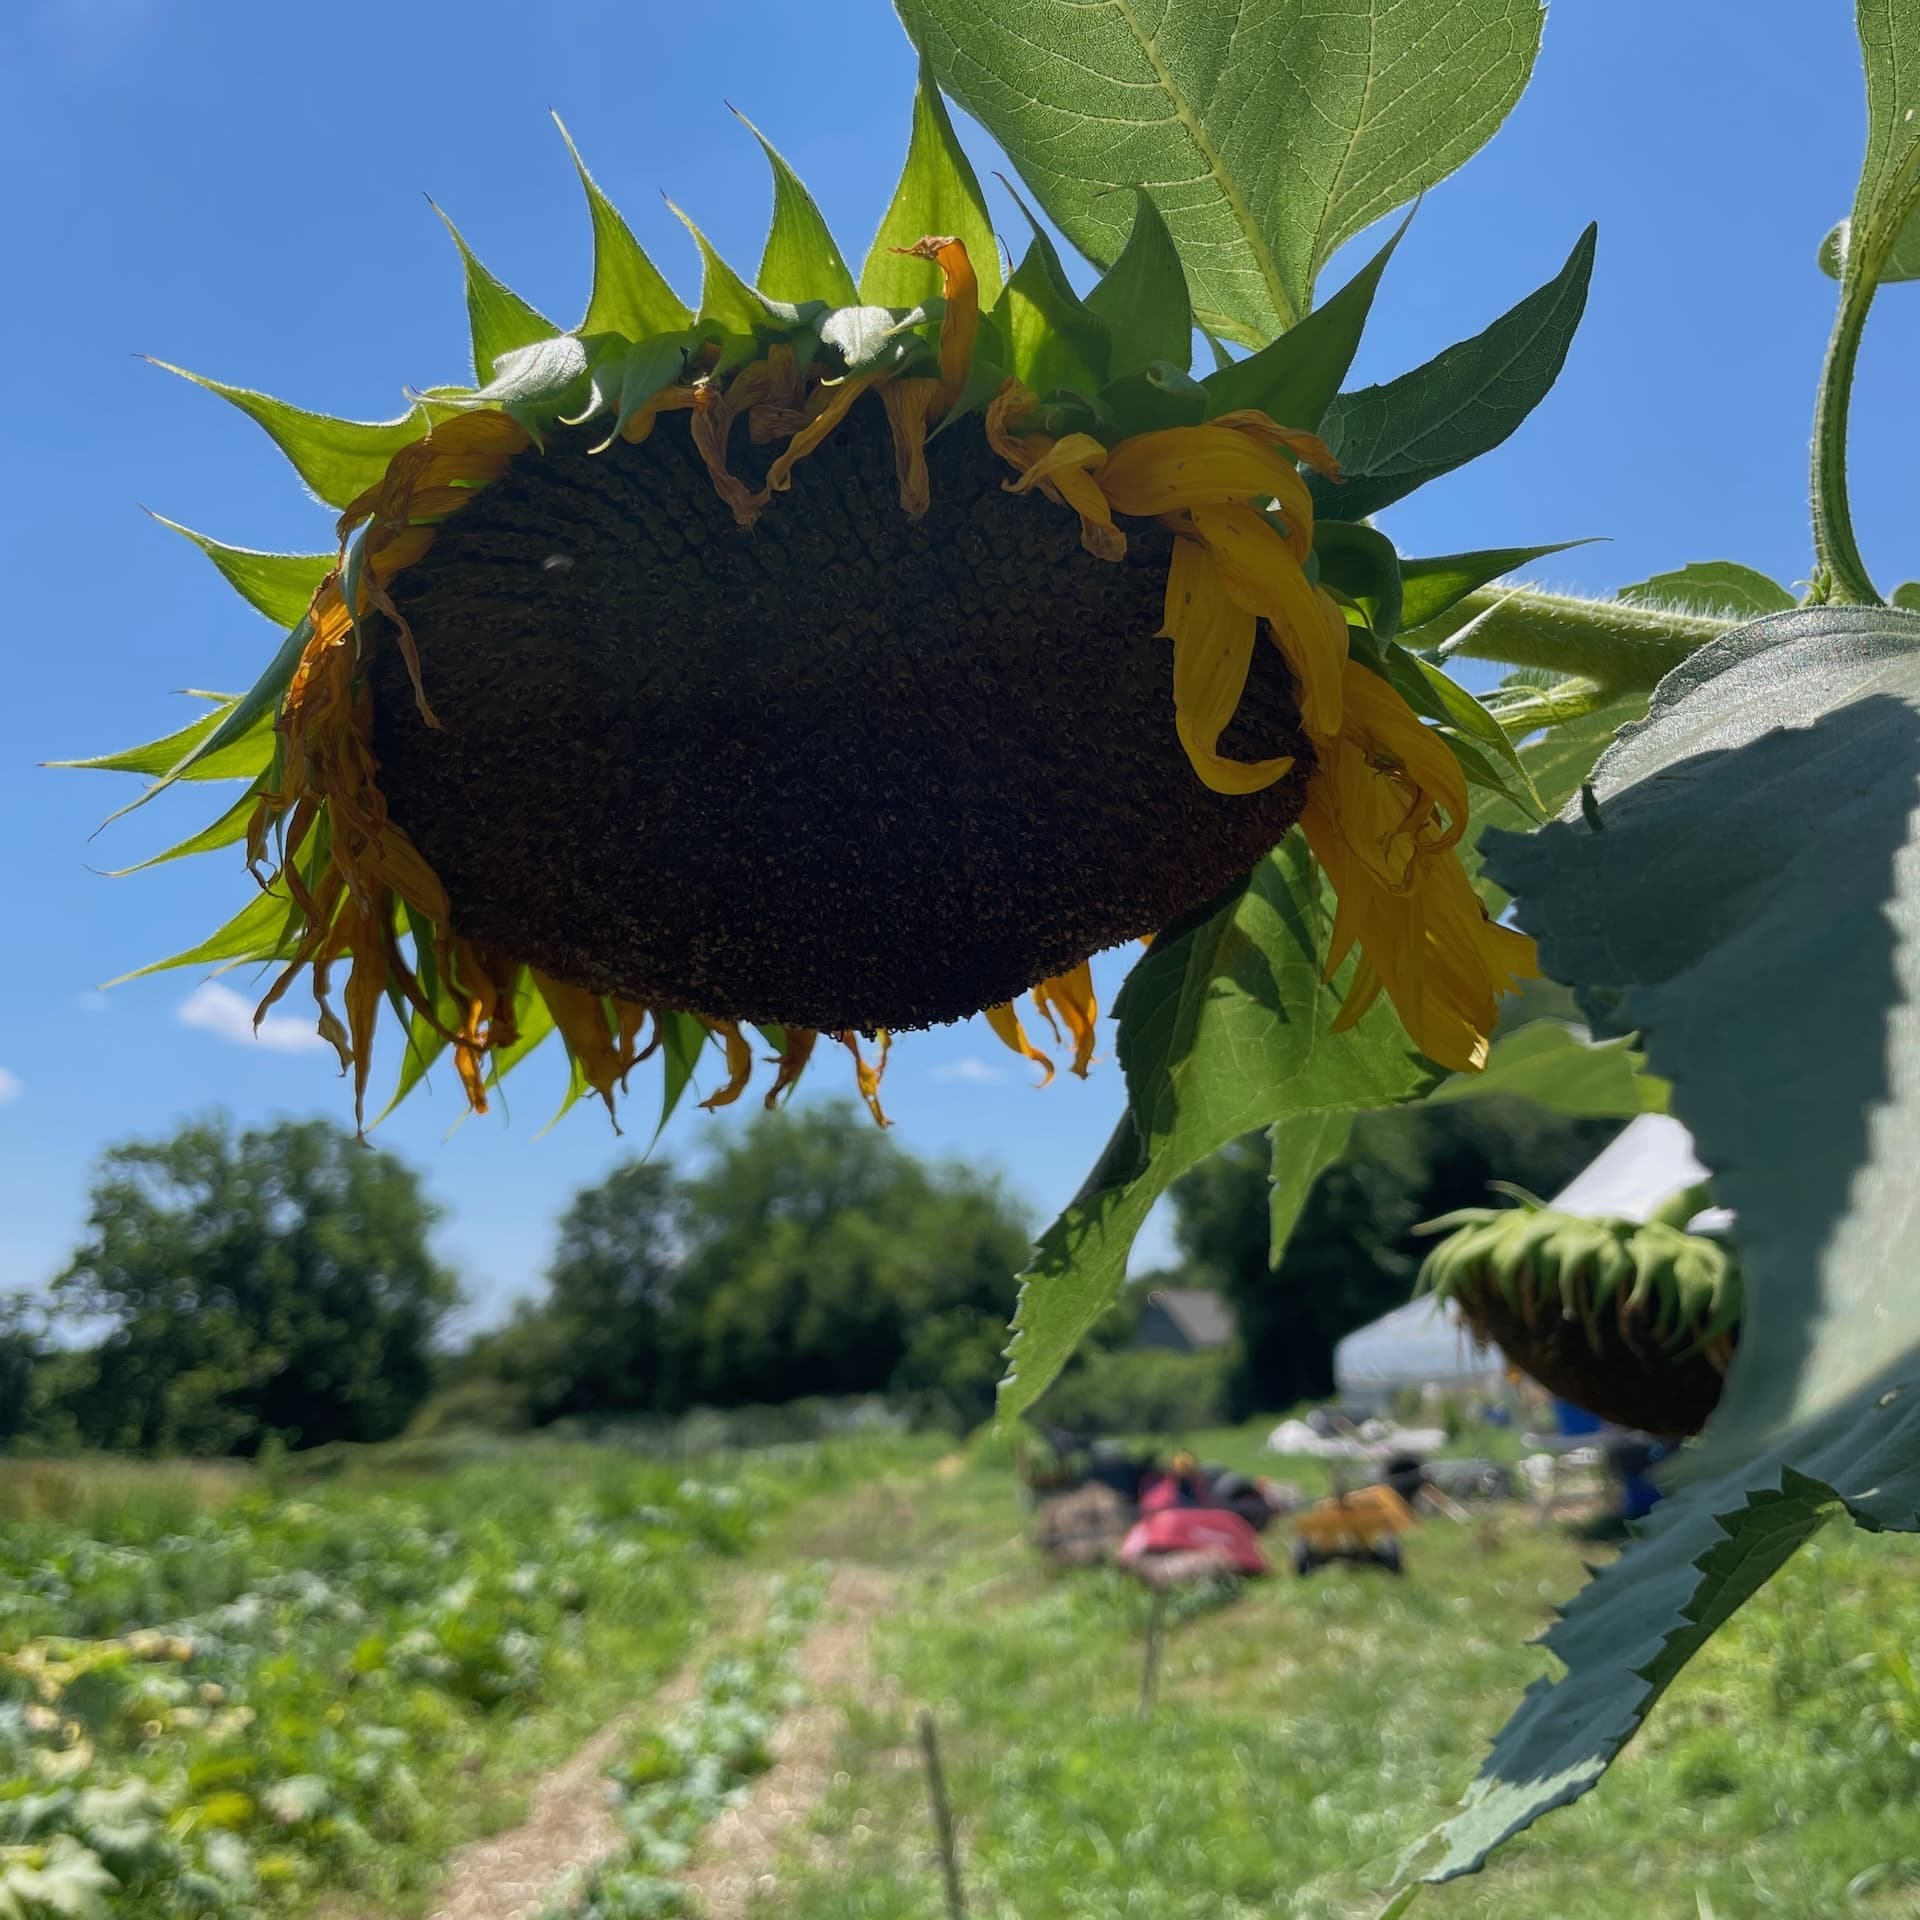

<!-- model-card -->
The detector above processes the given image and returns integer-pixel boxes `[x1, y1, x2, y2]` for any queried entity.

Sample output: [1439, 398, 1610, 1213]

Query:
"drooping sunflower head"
[70, 66, 1534, 1135]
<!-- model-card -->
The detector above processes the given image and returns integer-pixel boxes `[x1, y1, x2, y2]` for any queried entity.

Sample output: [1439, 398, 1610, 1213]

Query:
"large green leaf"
[1426, 1018, 1665, 1116]
[1085, 190, 1192, 377]
[736, 111, 858, 308]
[860, 52, 1002, 311]
[554, 114, 694, 339]
[1311, 225, 1594, 521]
[145, 362, 425, 511]
[1198, 215, 1407, 430]
[999, 840, 1426, 1418]
[899, 0, 1542, 343]
[1615, 560, 1795, 621]
[430, 201, 560, 384]
[145, 516, 331, 629]
[1411, 606, 1920, 1880]
[1828, 0, 1920, 293]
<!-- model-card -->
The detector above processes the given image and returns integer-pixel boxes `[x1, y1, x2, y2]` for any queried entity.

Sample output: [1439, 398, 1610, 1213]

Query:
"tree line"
[2, 1094, 1615, 1456]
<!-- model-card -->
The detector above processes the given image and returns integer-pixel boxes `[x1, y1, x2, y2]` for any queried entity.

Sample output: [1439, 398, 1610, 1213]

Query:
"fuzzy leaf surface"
[1413, 607, 1920, 1879]
[1616, 561, 1795, 621]
[1085, 190, 1193, 376]
[1310, 225, 1594, 521]
[899, 0, 1541, 342]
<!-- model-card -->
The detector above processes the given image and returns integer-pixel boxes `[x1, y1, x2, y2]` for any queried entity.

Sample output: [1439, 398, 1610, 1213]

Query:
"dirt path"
[421, 1662, 703, 1920]
[678, 1565, 899, 1920]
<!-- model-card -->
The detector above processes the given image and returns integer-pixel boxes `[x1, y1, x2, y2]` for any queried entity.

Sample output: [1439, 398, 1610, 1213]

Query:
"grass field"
[6, 1427, 1920, 1919]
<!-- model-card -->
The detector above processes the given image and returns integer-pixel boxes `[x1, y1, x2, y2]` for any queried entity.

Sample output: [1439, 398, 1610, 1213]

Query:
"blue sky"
[3, 0, 1913, 1328]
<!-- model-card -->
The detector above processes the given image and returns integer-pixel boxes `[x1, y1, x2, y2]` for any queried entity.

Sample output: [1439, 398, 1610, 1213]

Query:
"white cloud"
[178, 981, 331, 1055]
[0, 1068, 21, 1105]
[930, 1055, 1007, 1086]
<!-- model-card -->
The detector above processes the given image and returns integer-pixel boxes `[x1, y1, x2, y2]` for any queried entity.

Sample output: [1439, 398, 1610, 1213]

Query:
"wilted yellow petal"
[1100, 425, 1313, 551]
[881, 378, 939, 518]
[699, 1017, 756, 1110]
[1031, 963, 1098, 1078]
[985, 1002, 1055, 1087]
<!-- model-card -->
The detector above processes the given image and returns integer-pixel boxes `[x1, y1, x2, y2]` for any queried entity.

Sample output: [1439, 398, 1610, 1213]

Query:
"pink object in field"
[1119, 1507, 1271, 1577]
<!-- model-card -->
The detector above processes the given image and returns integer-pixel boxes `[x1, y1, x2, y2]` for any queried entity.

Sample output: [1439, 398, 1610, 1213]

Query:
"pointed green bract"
[147, 515, 332, 629]
[101, 788, 258, 878]
[54, 696, 261, 781]
[609, 336, 693, 443]
[668, 201, 781, 339]
[1085, 190, 1192, 376]
[996, 189, 1111, 398]
[736, 109, 858, 307]
[108, 885, 300, 985]
[860, 52, 1001, 312]
[1399, 541, 1595, 632]
[1200, 213, 1409, 430]
[554, 113, 694, 340]
[430, 200, 560, 384]
[146, 360, 426, 511]
[653, 1011, 711, 1142]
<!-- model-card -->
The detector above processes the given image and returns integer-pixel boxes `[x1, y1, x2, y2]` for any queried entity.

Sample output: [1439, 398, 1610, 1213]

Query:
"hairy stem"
[1811, 273, 1884, 607]
[1420, 587, 1733, 689]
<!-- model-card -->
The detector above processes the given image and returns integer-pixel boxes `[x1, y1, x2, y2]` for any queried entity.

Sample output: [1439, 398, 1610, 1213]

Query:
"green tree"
[483, 1159, 686, 1423]
[677, 1103, 1030, 1422]
[50, 1117, 457, 1454]
[1173, 1097, 1620, 1413]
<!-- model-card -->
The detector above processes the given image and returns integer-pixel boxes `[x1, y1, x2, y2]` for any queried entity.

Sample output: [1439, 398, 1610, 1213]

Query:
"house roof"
[1144, 1287, 1238, 1347]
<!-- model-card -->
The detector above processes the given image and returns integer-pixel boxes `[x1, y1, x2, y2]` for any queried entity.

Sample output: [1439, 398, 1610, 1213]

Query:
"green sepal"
[429, 198, 561, 384]
[484, 976, 556, 1100]
[143, 360, 428, 512]
[735, 108, 858, 307]
[1311, 224, 1597, 523]
[1095, 363, 1208, 441]
[606, 335, 694, 446]
[145, 515, 331, 629]
[653, 1011, 712, 1144]
[91, 615, 311, 828]
[1084, 189, 1192, 377]
[54, 695, 259, 781]
[1399, 541, 1597, 632]
[98, 786, 258, 878]
[668, 200, 807, 339]
[419, 334, 599, 443]
[1313, 520, 1402, 640]
[861, 51, 1002, 312]
[553, 113, 694, 339]
[995, 186, 1112, 398]
[1200, 211, 1409, 431]
[1896, 583, 1920, 613]
[926, 315, 1010, 439]
[106, 884, 301, 986]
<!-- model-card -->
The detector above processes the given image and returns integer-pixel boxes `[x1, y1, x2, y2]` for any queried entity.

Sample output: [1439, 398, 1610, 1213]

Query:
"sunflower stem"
[1422, 587, 1733, 689]
[1810, 269, 1884, 607]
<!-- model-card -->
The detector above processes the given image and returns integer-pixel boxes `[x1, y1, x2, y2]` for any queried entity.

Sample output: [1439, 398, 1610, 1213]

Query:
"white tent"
[1332, 1295, 1505, 1413]
[1548, 1112, 1731, 1232]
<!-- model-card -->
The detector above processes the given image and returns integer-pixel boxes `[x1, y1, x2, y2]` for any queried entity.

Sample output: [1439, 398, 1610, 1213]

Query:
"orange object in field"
[1290, 1484, 1418, 1556]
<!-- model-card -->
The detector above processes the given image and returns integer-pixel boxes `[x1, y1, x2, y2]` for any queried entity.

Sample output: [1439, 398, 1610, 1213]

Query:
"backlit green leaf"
[1084, 190, 1192, 377]
[1315, 522, 1403, 638]
[1311, 225, 1595, 521]
[1199, 214, 1408, 429]
[54, 697, 260, 781]
[1819, 212, 1920, 281]
[737, 110, 858, 308]
[146, 515, 331, 629]
[1266, 1109, 1361, 1268]
[1000, 841, 1426, 1418]
[553, 113, 694, 339]
[108, 885, 300, 985]
[1399, 541, 1594, 632]
[668, 202, 784, 338]
[860, 52, 1002, 312]
[430, 200, 560, 384]
[1415, 606, 1920, 1879]
[1616, 560, 1796, 621]
[1426, 1018, 1666, 1117]
[144, 360, 426, 511]
[99, 787, 258, 877]
[899, 0, 1542, 343]
[1839, 0, 1920, 290]
[653, 1011, 711, 1143]
[997, 190, 1111, 398]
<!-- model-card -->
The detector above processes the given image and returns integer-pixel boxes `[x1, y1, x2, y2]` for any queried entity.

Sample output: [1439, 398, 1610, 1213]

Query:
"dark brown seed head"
[368, 395, 1313, 1033]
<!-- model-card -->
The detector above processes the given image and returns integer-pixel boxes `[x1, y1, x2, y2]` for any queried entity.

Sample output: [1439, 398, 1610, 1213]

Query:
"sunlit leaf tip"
[142, 510, 332, 630]
[426, 195, 560, 385]
[729, 104, 858, 308]
[551, 109, 694, 339]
